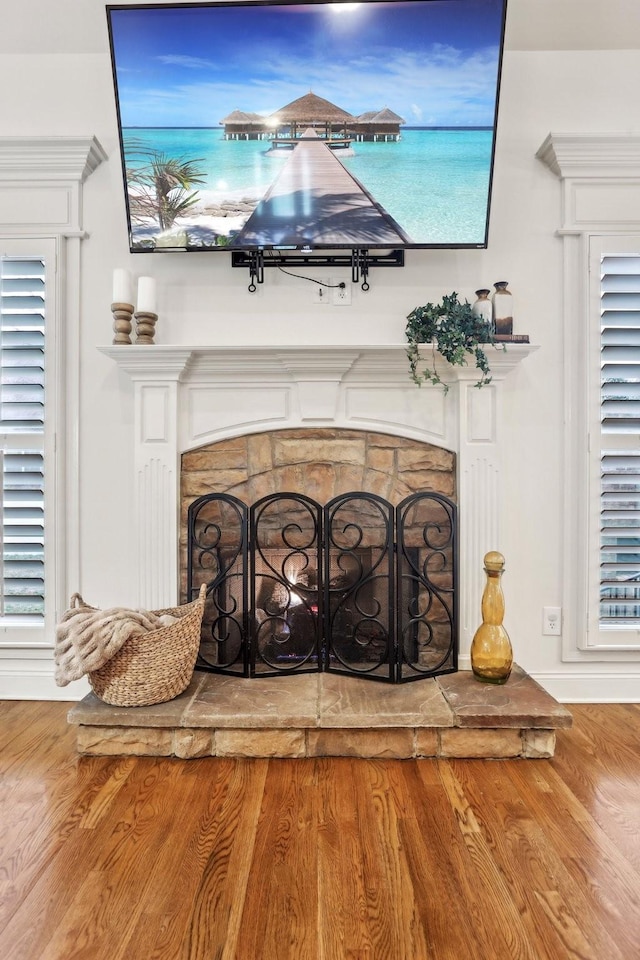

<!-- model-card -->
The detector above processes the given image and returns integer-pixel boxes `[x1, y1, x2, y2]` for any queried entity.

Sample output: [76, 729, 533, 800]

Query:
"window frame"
[0, 237, 59, 647]
[585, 235, 640, 650]
[0, 136, 106, 698]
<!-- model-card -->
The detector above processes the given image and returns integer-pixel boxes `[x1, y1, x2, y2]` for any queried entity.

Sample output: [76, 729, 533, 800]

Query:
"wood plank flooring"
[0, 701, 638, 959]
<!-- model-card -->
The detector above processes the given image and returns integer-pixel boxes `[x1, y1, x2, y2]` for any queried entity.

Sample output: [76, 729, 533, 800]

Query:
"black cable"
[265, 251, 345, 288]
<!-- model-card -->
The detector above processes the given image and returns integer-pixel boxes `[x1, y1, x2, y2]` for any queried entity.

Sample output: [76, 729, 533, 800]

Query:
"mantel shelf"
[98, 342, 538, 383]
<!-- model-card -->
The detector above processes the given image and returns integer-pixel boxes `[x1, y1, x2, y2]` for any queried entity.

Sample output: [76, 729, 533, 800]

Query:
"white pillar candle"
[136, 276, 157, 314]
[112, 268, 132, 305]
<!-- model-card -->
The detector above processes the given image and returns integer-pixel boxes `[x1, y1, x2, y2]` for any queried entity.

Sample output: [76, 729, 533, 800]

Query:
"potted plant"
[405, 291, 498, 393]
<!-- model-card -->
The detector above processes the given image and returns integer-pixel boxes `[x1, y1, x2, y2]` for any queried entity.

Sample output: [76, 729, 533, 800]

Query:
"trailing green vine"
[405, 291, 497, 392]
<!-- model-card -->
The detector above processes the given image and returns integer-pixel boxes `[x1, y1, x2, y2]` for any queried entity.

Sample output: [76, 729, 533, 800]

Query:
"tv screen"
[106, 0, 507, 254]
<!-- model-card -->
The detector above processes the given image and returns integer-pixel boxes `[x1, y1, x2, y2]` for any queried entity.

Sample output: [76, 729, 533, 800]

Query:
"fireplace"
[79, 342, 573, 759]
[187, 488, 457, 683]
[100, 342, 536, 668]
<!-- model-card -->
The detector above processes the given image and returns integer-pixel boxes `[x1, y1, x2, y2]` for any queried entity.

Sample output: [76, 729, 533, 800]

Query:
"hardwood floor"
[0, 701, 639, 959]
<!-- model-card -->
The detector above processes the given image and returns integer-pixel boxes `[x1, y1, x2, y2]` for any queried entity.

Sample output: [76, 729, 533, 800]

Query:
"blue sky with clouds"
[108, 0, 506, 128]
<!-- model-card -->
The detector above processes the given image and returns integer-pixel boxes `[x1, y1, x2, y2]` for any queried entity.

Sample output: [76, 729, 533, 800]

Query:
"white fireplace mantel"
[100, 342, 537, 660]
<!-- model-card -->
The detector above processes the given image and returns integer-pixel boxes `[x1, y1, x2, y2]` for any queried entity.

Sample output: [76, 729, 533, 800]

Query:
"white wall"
[2, 0, 640, 700]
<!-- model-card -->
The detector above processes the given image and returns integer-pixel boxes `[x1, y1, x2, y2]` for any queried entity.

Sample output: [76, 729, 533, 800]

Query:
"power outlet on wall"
[542, 606, 562, 636]
[332, 280, 352, 305]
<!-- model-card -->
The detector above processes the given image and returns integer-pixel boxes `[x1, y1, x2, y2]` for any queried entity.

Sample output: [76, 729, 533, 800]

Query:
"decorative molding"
[537, 132, 640, 180]
[0, 136, 108, 182]
[278, 350, 360, 380]
[137, 459, 178, 610]
[99, 346, 193, 380]
[99, 342, 537, 381]
[188, 385, 290, 440]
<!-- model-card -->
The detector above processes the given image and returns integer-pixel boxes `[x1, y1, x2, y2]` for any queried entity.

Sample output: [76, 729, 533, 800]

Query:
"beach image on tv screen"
[107, 0, 507, 252]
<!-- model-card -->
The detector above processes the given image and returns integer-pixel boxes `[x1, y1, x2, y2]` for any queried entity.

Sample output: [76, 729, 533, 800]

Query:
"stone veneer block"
[523, 729, 556, 758]
[402, 470, 455, 497]
[184, 673, 318, 728]
[319, 673, 454, 728]
[360, 468, 393, 500]
[246, 433, 273, 475]
[272, 437, 366, 467]
[215, 728, 306, 758]
[396, 447, 455, 472]
[182, 470, 249, 497]
[365, 447, 395, 472]
[76, 725, 174, 756]
[307, 728, 415, 759]
[67, 674, 206, 728]
[414, 729, 439, 757]
[173, 728, 214, 758]
[437, 665, 573, 729]
[182, 438, 247, 471]
[440, 728, 523, 758]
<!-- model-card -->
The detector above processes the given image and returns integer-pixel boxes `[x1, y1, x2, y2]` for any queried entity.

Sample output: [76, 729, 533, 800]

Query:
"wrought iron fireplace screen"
[187, 491, 457, 684]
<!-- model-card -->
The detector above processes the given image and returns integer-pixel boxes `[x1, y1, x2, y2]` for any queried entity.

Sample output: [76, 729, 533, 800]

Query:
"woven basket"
[83, 583, 207, 707]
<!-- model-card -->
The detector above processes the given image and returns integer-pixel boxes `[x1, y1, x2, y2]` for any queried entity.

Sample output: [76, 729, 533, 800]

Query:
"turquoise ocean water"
[122, 127, 494, 246]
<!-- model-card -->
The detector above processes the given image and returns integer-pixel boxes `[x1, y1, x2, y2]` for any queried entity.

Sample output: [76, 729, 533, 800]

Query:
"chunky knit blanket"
[55, 597, 177, 687]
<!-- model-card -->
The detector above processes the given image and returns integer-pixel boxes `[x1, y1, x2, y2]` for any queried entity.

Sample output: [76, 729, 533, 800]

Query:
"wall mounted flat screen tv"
[106, 0, 508, 253]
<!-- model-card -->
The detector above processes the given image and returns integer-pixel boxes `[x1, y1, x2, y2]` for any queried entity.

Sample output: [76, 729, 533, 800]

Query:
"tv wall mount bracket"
[231, 248, 405, 293]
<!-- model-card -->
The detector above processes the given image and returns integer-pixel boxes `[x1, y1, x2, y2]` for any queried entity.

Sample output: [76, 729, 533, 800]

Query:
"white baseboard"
[0, 666, 89, 701]
[529, 671, 640, 703]
[0, 663, 638, 704]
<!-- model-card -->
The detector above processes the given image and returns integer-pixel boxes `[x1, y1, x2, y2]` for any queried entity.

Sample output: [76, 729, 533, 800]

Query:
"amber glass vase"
[470, 551, 513, 684]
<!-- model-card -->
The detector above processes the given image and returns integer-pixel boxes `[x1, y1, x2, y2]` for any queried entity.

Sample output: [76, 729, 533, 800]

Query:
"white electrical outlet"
[543, 606, 562, 636]
[312, 280, 330, 304]
[332, 279, 352, 305]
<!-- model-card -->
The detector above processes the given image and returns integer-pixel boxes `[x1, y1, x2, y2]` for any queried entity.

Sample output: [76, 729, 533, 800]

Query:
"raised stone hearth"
[68, 664, 572, 759]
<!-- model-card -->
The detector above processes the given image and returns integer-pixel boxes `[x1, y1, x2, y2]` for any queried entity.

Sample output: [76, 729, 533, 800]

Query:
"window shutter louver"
[0, 257, 45, 618]
[599, 255, 640, 624]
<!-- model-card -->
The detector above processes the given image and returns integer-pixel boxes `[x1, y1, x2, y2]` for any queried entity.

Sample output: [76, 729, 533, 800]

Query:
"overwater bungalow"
[219, 93, 405, 144]
[219, 109, 270, 140]
[352, 107, 405, 141]
[266, 91, 355, 147]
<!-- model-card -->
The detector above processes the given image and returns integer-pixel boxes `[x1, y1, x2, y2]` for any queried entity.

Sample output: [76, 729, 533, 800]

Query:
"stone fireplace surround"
[182, 428, 457, 681]
[70, 342, 574, 758]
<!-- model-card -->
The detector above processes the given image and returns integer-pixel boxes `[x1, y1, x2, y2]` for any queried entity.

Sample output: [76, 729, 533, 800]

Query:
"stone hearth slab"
[437, 664, 573, 728]
[68, 666, 572, 758]
[183, 673, 319, 728]
[318, 673, 454, 728]
[68, 673, 208, 727]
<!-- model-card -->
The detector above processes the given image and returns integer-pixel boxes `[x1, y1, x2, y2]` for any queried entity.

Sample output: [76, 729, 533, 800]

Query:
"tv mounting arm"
[231, 248, 405, 293]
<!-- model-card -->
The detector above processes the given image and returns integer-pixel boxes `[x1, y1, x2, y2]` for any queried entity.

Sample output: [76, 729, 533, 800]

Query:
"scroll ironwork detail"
[187, 490, 457, 683]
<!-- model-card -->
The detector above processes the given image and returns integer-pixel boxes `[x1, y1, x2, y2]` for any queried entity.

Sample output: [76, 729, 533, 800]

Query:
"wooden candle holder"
[134, 311, 158, 345]
[111, 302, 134, 345]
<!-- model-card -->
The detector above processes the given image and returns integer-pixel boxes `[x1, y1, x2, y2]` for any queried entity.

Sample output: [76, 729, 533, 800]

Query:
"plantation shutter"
[599, 254, 640, 625]
[0, 257, 45, 618]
